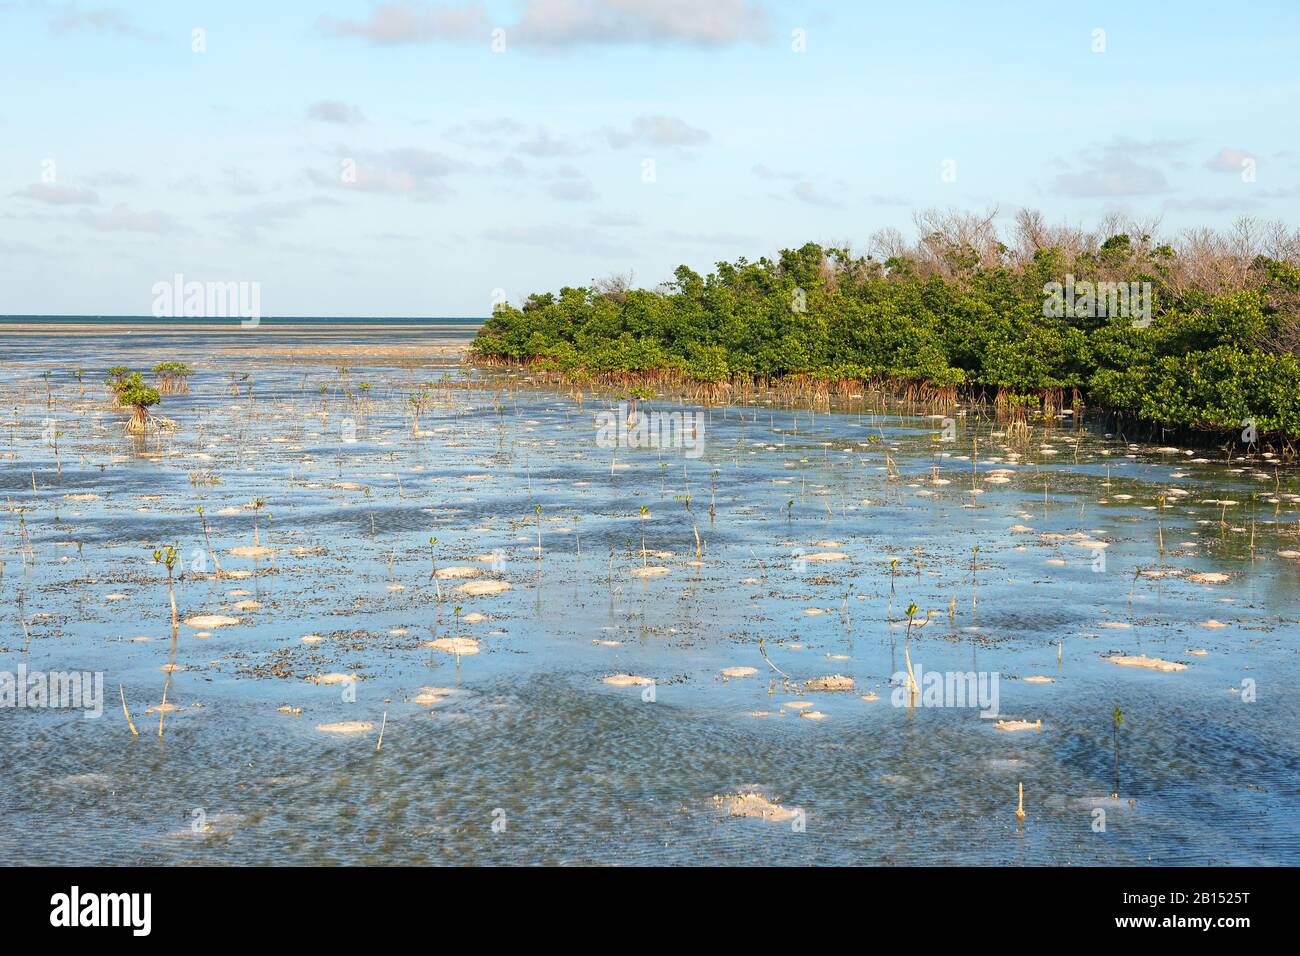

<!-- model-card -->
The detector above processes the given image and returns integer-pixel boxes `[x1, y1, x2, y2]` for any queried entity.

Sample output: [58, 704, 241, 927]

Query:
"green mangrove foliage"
[471, 215, 1300, 445]
[153, 361, 194, 393]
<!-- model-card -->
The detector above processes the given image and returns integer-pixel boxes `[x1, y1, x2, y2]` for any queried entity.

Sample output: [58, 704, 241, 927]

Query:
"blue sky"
[2, 0, 1297, 316]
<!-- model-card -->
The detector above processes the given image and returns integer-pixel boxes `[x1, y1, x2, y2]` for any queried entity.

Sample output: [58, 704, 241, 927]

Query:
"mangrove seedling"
[1111, 705, 1125, 799]
[676, 494, 702, 562]
[196, 505, 224, 578]
[153, 361, 194, 394]
[638, 505, 649, 568]
[428, 536, 442, 602]
[119, 375, 160, 435]
[903, 602, 920, 701]
[152, 544, 181, 739]
[535, 503, 543, 560]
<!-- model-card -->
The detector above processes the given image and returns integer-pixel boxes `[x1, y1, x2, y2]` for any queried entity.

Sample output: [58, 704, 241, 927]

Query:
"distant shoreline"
[0, 321, 483, 334]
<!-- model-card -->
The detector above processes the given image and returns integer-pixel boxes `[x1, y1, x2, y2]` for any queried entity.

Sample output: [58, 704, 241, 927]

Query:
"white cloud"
[78, 203, 183, 233]
[791, 181, 842, 208]
[48, 4, 160, 41]
[545, 165, 597, 201]
[11, 183, 99, 205]
[606, 115, 709, 149]
[221, 197, 342, 238]
[308, 100, 366, 124]
[321, 0, 766, 48]
[1204, 147, 1255, 173]
[318, 2, 489, 44]
[307, 146, 466, 200]
[1050, 140, 1185, 198]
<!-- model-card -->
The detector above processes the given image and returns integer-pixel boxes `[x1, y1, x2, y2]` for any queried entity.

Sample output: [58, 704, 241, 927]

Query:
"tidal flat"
[1, 325, 1298, 865]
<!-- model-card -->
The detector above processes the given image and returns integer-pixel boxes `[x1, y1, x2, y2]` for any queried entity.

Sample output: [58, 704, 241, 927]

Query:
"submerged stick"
[119, 684, 139, 737]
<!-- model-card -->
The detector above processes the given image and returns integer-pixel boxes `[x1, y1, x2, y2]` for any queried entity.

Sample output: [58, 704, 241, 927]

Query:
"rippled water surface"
[2, 325, 1298, 865]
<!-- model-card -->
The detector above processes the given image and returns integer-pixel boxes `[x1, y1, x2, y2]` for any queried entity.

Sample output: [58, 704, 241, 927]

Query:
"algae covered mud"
[1, 322, 1298, 866]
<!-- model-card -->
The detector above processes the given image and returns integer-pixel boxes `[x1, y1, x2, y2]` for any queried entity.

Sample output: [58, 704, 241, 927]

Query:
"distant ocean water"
[0, 315, 484, 327]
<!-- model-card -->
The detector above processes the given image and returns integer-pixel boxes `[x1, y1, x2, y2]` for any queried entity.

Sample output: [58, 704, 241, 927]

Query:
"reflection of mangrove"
[471, 213, 1300, 452]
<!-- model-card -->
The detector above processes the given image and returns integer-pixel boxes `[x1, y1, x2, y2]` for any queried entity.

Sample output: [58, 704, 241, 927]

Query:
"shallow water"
[2, 326, 1298, 865]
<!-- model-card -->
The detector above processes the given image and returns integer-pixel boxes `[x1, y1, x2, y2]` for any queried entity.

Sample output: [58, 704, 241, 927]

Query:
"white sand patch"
[184, 614, 240, 629]
[315, 721, 373, 734]
[602, 674, 653, 686]
[721, 666, 758, 678]
[229, 545, 275, 558]
[803, 674, 854, 692]
[424, 637, 480, 655]
[803, 551, 848, 563]
[1187, 572, 1230, 584]
[456, 580, 512, 596]
[712, 792, 797, 822]
[995, 719, 1041, 732]
[316, 673, 356, 685]
[629, 566, 669, 578]
[233, 600, 261, 611]
[1106, 655, 1187, 672]
[435, 566, 483, 580]
[1023, 676, 1055, 684]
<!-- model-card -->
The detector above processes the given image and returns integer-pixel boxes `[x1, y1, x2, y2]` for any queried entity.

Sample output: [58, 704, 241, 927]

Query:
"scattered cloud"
[47, 4, 161, 41]
[78, 203, 183, 234]
[752, 163, 799, 180]
[517, 128, 578, 157]
[85, 169, 139, 187]
[1204, 147, 1255, 173]
[545, 165, 597, 201]
[606, 115, 709, 149]
[318, 2, 488, 45]
[791, 181, 843, 208]
[220, 196, 342, 238]
[512, 0, 767, 47]
[307, 146, 466, 200]
[483, 222, 632, 255]
[321, 1, 767, 48]
[308, 99, 366, 124]
[1050, 138, 1187, 198]
[590, 210, 641, 227]
[11, 182, 99, 205]
[222, 166, 263, 196]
